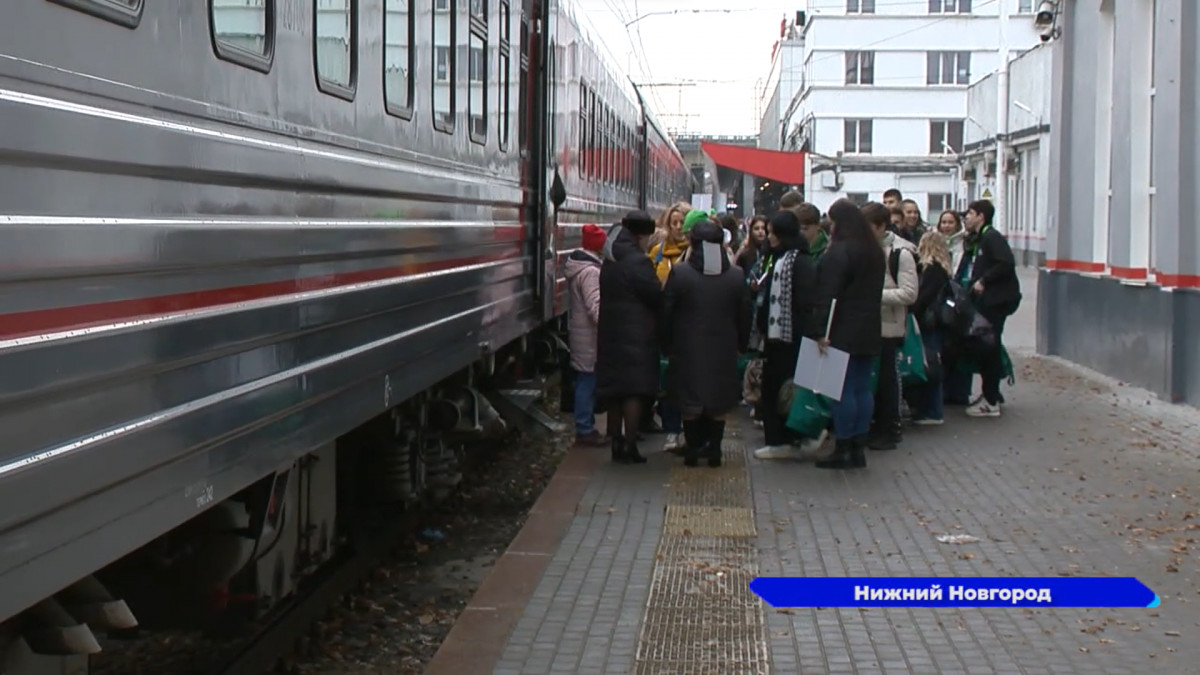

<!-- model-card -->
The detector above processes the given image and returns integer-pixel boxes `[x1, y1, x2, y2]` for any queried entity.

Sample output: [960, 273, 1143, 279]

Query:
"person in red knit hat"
[565, 224, 608, 445]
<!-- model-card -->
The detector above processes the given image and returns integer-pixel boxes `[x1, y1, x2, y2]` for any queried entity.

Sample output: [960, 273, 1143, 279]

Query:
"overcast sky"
[579, 0, 805, 137]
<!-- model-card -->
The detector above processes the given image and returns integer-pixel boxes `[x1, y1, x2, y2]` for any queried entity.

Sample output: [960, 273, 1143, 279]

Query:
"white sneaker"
[913, 418, 944, 426]
[793, 430, 832, 460]
[754, 444, 804, 460]
[663, 433, 680, 452]
[965, 400, 1001, 417]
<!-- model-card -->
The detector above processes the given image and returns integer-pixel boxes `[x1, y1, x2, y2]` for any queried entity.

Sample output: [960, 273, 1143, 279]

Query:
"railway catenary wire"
[0, 1, 690, 673]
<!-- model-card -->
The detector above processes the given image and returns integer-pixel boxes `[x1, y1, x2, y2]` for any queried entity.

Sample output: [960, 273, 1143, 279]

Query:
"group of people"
[564, 190, 1021, 471]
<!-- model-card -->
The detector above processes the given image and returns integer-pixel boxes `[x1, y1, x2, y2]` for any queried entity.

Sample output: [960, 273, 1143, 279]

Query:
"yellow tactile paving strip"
[634, 443, 771, 675]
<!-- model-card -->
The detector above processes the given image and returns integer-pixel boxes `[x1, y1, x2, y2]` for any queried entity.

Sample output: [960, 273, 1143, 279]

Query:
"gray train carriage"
[0, 0, 690, 672]
[543, 1, 692, 316]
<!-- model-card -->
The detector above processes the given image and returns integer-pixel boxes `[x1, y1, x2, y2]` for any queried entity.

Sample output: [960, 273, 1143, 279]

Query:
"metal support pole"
[995, 0, 1010, 232]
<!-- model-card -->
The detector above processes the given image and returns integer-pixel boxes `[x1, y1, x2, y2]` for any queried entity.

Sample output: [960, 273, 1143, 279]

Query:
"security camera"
[1034, 1, 1057, 40]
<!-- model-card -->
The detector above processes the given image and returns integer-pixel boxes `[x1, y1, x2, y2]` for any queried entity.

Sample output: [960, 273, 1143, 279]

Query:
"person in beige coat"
[861, 202, 918, 450]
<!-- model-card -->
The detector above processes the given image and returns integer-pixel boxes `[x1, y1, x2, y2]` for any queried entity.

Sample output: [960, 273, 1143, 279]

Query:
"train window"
[48, 0, 143, 28]
[498, 1, 511, 150]
[210, 0, 274, 73]
[601, 106, 610, 184]
[595, 103, 604, 182]
[432, 0, 456, 132]
[605, 108, 613, 185]
[315, 0, 357, 99]
[619, 123, 626, 190]
[579, 84, 589, 177]
[586, 90, 596, 181]
[623, 125, 631, 191]
[468, 0, 487, 144]
[517, 14, 529, 154]
[597, 105, 605, 183]
[384, 0, 414, 118]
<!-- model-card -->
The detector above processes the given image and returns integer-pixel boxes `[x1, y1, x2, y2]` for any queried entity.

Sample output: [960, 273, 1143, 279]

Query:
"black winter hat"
[621, 210, 657, 236]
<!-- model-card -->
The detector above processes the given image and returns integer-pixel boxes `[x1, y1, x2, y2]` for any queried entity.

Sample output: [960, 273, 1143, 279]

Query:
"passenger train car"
[0, 0, 691, 670]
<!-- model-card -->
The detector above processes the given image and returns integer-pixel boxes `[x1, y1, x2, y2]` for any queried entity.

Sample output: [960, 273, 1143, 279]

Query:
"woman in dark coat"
[812, 199, 886, 470]
[750, 210, 820, 461]
[596, 210, 661, 464]
[662, 220, 751, 467]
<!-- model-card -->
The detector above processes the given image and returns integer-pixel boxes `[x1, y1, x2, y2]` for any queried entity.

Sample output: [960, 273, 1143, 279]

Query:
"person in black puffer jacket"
[596, 210, 662, 464]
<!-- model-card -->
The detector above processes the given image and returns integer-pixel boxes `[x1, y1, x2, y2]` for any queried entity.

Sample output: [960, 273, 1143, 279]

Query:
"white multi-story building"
[758, 15, 806, 151]
[961, 43, 1051, 266]
[781, 0, 1043, 217]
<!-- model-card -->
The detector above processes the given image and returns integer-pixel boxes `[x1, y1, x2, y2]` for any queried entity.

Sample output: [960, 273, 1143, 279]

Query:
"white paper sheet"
[794, 337, 850, 402]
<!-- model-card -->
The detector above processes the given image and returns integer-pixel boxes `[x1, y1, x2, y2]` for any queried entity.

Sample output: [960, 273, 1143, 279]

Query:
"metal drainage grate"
[666, 450, 752, 508]
[663, 505, 757, 538]
[634, 441, 770, 674]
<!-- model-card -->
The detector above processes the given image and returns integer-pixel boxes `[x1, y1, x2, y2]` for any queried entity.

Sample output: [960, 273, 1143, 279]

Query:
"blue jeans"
[658, 398, 683, 434]
[830, 355, 875, 440]
[920, 329, 945, 421]
[574, 371, 597, 435]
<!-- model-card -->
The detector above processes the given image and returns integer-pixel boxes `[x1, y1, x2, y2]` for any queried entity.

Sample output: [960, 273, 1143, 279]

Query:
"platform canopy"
[700, 141, 806, 185]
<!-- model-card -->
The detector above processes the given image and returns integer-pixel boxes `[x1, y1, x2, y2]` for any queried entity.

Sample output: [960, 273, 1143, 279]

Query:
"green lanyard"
[963, 224, 990, 282]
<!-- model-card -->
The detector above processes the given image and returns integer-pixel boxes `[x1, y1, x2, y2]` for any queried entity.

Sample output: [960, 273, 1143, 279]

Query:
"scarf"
[749, 248, 799, 348]
[771, 250, 799, 344]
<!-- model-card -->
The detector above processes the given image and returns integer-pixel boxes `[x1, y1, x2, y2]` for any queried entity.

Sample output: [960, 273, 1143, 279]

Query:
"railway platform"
[425, 269, 1200, 674]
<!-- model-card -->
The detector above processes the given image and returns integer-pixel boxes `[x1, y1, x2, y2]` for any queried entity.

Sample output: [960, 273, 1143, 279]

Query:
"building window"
[927, 51, 970, 85]
[1018, 0, 1033, 11]
[846, 192, 869, 205]
[434, 46, 449, 81]
[929, 120, 964, 154]
[844, 119, 873, 154]
[315, 0, 356, 98]
[928, 193, 953, 215]
[211, 0, 273, 72]
[846, 0, 875, 12]
[845, 51, 874, 85]
[468, 45, 485, 82]
[432, 0, 456, 132]
[928, 0, 971, 13]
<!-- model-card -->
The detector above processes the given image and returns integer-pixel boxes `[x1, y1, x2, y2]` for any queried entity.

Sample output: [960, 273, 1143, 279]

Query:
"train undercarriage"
[0, 326, 568, 675]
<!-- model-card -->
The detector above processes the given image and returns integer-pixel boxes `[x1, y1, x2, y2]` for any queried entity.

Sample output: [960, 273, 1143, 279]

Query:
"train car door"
[519, 0, 559, 323]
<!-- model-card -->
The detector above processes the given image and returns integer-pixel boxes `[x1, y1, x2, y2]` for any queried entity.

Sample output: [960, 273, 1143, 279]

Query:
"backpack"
[887, 247, 917, 286]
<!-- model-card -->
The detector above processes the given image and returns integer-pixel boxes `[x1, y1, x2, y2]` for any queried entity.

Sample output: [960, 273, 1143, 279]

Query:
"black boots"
[851, 436, 867, 468]
[682, 419, 705, 467]
[867, 421, 902, 450]
[611, 434, 647, 464]
[815, 437, 866, 470]
[682, 418, 725, 468]
[706, 420, 726, 468]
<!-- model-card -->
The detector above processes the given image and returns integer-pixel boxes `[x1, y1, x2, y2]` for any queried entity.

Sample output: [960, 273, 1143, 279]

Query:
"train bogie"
[0, 1, 690, 671]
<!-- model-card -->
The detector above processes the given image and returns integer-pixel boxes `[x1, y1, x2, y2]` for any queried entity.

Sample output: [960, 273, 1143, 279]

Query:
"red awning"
[700, 142, 806, 185]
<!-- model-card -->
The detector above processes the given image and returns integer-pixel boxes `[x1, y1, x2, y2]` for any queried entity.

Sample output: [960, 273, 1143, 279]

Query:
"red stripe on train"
[0, 250, 521, 341]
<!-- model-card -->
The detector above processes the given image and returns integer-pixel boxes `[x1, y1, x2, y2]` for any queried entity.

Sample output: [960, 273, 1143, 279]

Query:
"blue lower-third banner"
[748, 577, 1160, 608]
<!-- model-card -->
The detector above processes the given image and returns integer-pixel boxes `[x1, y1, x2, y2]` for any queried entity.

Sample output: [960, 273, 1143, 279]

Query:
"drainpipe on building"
[995, 0, 1011, 232]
